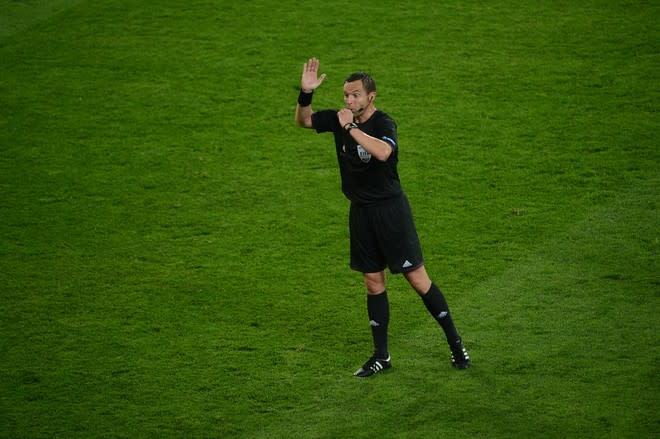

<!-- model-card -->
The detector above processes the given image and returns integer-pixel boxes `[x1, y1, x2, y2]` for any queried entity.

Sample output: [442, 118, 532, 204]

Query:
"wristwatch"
[344, 122, 358, 132]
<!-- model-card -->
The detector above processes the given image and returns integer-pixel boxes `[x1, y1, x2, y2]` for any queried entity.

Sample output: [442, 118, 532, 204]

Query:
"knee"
[404, 266, 432, 295]
[364, 272, 386, 295]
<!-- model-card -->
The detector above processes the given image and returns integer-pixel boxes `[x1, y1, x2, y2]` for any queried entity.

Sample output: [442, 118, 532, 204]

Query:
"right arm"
[295, 58, 326, 129]
[295, 101, 314, 129]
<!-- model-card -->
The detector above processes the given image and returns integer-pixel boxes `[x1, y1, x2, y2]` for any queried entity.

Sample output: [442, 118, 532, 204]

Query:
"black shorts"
[349, 194, 424, 274]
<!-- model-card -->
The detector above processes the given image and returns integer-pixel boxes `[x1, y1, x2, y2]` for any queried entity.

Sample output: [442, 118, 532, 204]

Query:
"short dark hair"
[345, 72, 376, 94]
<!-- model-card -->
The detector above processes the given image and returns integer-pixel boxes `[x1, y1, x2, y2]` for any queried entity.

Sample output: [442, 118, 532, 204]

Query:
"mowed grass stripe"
[462, 177, 658, 435]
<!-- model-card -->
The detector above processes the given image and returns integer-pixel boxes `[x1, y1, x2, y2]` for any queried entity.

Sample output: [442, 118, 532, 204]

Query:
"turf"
[1, 0, 658, 437]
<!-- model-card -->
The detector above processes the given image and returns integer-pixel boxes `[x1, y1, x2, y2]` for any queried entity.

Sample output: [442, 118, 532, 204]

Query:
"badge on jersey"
[357, 145, 372, 163]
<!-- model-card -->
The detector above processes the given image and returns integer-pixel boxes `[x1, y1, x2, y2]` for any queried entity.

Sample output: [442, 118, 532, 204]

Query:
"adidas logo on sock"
[437, 311, 448, 319]
[369, 320, 380, 327]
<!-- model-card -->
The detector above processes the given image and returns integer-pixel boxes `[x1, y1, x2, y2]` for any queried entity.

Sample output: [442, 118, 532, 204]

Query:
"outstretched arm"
[295, 58, 326, 128]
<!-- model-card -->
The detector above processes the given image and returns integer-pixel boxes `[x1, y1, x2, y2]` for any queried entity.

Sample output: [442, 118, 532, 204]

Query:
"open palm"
[301, 58, 326, 92]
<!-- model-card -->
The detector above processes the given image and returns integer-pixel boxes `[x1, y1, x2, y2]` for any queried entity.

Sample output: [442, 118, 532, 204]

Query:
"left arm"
[346, 127, 393, 161]
[337, 108, 393, 161]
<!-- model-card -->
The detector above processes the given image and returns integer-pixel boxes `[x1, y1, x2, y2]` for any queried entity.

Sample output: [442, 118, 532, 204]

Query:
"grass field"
[1, 0, 658, 437]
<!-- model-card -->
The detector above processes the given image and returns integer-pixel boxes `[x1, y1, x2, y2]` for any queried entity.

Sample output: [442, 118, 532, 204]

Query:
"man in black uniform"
[295, 58, 470, 377]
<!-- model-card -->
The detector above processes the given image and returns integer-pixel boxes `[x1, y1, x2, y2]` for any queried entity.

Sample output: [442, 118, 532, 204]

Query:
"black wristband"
[298, 89, 313, 107]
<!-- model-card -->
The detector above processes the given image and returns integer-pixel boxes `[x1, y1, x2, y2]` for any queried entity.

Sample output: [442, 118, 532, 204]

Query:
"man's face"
[343, 80, 374, 116]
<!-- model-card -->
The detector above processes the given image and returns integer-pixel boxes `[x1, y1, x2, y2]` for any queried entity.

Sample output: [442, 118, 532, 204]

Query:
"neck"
[356, 106, 376, 123]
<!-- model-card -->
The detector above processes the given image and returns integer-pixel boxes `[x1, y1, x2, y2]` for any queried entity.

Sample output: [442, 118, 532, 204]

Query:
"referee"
[295, 58, 470, 377]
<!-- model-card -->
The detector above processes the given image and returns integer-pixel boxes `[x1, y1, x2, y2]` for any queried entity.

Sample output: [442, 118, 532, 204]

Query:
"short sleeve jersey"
[311, 109, 402, 205]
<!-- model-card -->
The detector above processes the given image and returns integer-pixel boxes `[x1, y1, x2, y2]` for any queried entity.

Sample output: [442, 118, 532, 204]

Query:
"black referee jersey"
[312, 109, 403, 205]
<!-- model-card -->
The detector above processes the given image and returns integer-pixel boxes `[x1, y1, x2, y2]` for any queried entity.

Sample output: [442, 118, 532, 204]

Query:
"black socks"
[421, 283, 461, 345]
[366, 285, 460, 359]
[367, 291, 390, 359]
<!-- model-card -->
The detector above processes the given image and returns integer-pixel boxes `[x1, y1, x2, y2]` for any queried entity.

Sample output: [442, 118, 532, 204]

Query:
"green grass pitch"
[1, 0, 658, 437]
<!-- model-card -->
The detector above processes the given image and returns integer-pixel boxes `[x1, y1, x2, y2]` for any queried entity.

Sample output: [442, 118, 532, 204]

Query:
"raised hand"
[301, 58, 327, 93]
